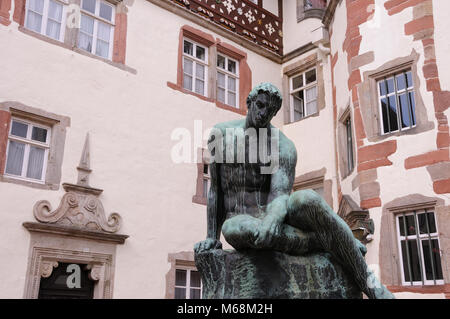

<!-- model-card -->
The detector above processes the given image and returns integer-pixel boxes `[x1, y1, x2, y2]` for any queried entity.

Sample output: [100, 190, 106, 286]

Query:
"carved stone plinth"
[195, 249, 362, 299]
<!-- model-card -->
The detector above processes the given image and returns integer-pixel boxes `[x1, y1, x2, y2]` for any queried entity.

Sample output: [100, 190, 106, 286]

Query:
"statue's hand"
[253, 215, 283, 248]
[194, 238, 222, 254]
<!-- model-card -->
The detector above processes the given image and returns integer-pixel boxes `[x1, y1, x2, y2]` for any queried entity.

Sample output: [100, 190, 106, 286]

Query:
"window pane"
[305, 69, 316, 84]
[183, 74, 192, 91]
[406, 71, 413, 88]
[195, 79, 204, 95]
[175, 287, 186, 299]
[175, 269, 186, 286]
[5, 141, 25, 176]
[48, 0, 63, 21]
[190, 289, 201, 299]
[203, 164, 208, 175]
[228, 60, 236, 74]
[26, 146, 45, 180]
[306, 101, 317, 116]
[11, 121, 28, 138]
[386, 77, 395, 94]
[80, 14, 94, 34]
[399, 215, 416, 236]
[381, 98, 389, 134]
[190, 270, 201, 289]
[305, 86, 317, 103]
[422, 239, 443, 280]
[183, 58, 193, 76]
[388, 95, 398, 132]
[228, 77, 236, 92]
[31, 127, 47, 143]
[28, 0, 44, 13]
[217, 72, 225, 88]
[396, 74, 406, 91]
[227, 92, 236, 107]
[217, 88, 225, 103]
[292, 75, 303, 90]
[96, 39, 109, 58]
[195, 64, 205, 80]
[196, 46, 205, 61]
[399, 93, 412, 128]
[292, 90, 304, 121]
[379, 81, 387, 96]
[26, 10, 43, 33]
[183, 40, 193, 56]
[46, 19, 61, 40]
[418, 212, 436, 234]
[79, 32, 93, 53]
[97, 22, 111, 42]
[401, 240, 422, 282]
[82, 0, 96, 14]
[99, 2, 113, 21]
[409, 92, 416, 126]
[217, 55, 225, 69]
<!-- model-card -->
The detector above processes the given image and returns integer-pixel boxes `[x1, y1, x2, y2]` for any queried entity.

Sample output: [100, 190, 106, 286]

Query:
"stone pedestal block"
[195, 249, 362, 299]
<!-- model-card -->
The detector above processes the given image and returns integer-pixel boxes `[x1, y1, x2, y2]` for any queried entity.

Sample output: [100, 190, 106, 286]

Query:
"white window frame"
[174, 267, 202, 299]
[24, 0, 68, 42]
[396, 210, 444, 286]
[4, 118, 51, 184]
[182, 38, 209, 97]
[79, 0, 116, 60]
[202, 163, 210, 198]
[289, 67, 318, 122]
[377, 70, 416, 135]
[217, 53, 239, 108]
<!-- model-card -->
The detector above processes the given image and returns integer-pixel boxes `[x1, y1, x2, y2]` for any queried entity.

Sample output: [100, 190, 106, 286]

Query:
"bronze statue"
[194, 83, 394, 299]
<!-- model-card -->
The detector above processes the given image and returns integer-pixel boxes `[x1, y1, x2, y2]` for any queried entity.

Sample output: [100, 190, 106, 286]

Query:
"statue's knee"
[288, 189, 323, 211]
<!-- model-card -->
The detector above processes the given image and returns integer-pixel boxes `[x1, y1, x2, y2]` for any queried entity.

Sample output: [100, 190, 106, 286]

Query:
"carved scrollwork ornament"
[40, 261, 58, 278]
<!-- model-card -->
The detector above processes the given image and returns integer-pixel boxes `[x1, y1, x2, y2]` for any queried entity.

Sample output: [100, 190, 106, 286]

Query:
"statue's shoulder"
[272, 125, 297, 162]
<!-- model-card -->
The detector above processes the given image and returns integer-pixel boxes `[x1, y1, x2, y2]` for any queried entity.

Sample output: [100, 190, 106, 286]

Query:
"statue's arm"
[254, 140, 297, 247]
[194, 128, 225, 253]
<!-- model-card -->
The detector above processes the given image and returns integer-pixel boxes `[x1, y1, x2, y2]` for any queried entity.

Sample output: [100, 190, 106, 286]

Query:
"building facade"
[0, 0, 449, 298]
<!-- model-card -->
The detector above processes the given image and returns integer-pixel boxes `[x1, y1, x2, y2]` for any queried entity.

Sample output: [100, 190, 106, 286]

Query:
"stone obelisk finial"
[77, 133, 92, 187]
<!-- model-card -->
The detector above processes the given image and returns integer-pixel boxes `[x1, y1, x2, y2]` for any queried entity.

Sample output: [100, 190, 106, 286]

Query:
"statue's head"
[246, 83, 282, 128]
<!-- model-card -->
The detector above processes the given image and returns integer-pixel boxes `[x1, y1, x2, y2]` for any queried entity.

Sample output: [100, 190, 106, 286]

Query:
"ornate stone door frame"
[24, 246, 114, 299]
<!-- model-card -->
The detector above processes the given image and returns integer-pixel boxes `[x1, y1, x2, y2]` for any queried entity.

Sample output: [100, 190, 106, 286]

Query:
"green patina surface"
[195, 249, 362, 299]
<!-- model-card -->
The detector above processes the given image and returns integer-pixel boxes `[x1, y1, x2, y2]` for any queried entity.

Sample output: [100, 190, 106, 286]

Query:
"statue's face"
[249, 92, 274, 128]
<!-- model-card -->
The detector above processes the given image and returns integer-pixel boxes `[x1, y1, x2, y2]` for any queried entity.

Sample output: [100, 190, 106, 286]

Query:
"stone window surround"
[358, 51, 434, 143]
[379, 194, 449, 289]
[167, 25, 252, 116]
[165, 251, 197, 299]
[282, 52, 325, 125]
[9, 0, 135, 73]
[337, 105, 356, 180]
[22, 224, 121, 299]
[293, 167, 333, 208]
[192, 147, 210, 205]
[0, 101, 70, 190]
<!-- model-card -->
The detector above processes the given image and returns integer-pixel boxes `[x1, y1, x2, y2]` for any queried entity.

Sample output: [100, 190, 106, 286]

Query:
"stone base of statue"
[195, 249, 362, 299]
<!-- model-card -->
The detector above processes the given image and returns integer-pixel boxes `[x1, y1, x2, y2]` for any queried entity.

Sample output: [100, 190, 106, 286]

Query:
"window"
[5, 118, 50, 183]
[289, 68, 317, 122]
[175, 268, 202, 299]
[25, 0, 66, 41]
[396, 210, 444, 286]
[78, 0, 115, 60]
[345, 117, 354, 174]
[377, 70, 416, 134]
[202, 163, 210, 198]
[217, 54, 239, 108]
[183, 39, 208, 96]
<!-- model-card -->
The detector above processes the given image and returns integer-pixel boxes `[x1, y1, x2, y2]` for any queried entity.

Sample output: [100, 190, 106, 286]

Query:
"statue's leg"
[222, 214, 316, 255]
[287, 190, 394, 299]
